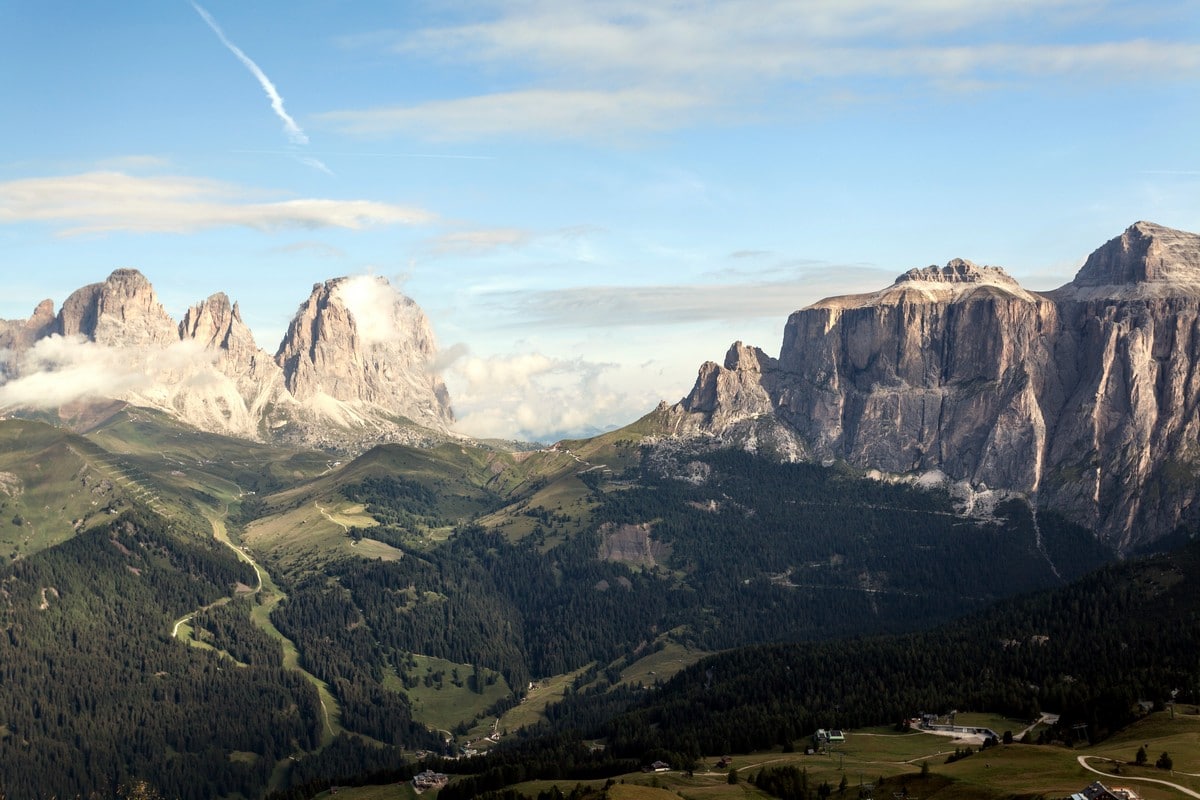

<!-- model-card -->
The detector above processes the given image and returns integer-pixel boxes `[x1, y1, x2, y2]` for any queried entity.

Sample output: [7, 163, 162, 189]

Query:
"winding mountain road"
[1078, 755, 1200, 799]
[169, 510, 262, 638]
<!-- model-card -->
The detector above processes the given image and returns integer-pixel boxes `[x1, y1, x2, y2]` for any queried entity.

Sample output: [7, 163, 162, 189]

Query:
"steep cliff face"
[668, 223, 1200, 549]
[172, 292, 287, 438]
[274, 276, 454, 431]
[0, 269, 455, 451]
[58, 268, 178, 348]
[0, 299, 55, 351]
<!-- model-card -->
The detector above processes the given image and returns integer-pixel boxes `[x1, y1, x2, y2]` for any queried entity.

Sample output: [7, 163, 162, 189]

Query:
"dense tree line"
[588, 536, 1200, 758]
[282, 533, 1200, 799]
[0, 510, 323, 799]
[265, 446, 1123, 784]
[193, 598, 283, 667]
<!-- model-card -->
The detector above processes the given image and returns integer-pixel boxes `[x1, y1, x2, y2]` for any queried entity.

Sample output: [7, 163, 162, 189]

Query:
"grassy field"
[312, 781, 419, 800]
[386, 654, 512, 736]
[321, 711, 1200, 800]
[243, 498, 390, 575]
[616, 640, 708, 690]
[493, 640, 708, 735]
[498, 664, 597, 733]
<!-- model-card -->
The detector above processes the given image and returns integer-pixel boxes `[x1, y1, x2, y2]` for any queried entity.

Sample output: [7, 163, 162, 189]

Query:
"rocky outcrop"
[0, 300, 55, 381]
[58, 268, 178, 348]
[169, 292, 286, 439]
[0, 269, 455, 452]
[666, 222, 1200, 550]
[0, 299, 56, 351]
[275, 277, 453, 430]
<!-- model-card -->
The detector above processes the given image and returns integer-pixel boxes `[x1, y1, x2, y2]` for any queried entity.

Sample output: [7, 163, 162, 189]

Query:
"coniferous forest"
[0, 425, 1178, 799]
[0, 510, 323, 799]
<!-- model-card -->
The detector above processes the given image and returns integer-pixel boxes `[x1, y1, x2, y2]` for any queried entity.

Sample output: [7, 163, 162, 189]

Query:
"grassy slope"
[0, 419, 139, 560]
[242, 405, 670, 573]
[479, 713, 1200, 800]
[384, 653, 512, 736]
[248, 443, 519, 571]
[84, 405, 331, 494]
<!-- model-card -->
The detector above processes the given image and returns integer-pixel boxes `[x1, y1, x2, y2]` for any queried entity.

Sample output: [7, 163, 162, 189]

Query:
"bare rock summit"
[275, 276, 453, 429]
[0, 269, 455, 452]
[665, 222, 1200, 550]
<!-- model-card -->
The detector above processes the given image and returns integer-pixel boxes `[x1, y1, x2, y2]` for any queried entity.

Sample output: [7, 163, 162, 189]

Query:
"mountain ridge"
[664, 221, 1200, 550]
[0, 269, 455, 452]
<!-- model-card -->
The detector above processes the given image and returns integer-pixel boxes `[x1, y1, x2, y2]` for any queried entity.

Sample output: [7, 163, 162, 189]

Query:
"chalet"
[413, 770, 449, 791]
[1070, 781, 1142, 800]
[642, 760, 671, 773]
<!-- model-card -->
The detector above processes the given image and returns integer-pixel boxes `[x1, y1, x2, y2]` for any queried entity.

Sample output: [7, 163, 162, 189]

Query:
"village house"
[1071, 780, 1142, 800]
[412, 770, 449, 792]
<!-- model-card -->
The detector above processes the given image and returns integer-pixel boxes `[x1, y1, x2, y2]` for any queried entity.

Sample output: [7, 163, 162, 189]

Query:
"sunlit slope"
[240, 420, 668, 574]
[85, 405, 331, 500]
[245, 441, 550, 570]
[0, 418, 142, 559]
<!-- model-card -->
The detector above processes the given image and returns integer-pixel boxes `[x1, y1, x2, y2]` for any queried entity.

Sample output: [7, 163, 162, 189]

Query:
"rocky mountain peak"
[1071, 221, 1200, 288]
[668, 221, 1200, 550]
[179, 292, 261, 368]
[0, 300, 56, 362]
[2, 268, 457, 450]
[58, 268, 177, 347]
[813, 257, 1037, 312]
[274, 275, 454, 430]
[896, 259, 1020, 287]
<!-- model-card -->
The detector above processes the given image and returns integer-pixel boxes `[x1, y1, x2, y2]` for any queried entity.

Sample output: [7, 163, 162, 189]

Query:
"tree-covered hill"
[592, 534, 1200, 761]
[0, 508, 323, 799]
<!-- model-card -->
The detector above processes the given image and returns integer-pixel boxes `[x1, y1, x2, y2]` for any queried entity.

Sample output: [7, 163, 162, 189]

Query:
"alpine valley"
[2, 222, 1200, 800]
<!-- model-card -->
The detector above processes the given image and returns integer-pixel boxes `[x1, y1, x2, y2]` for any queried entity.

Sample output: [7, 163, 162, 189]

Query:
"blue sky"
[2, 1, 1198, 441]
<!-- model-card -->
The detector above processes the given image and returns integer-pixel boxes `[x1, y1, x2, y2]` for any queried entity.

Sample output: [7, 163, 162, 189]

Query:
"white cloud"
[390, 0, 1199, 80]
[445, 351, 642, 442]
[0, 335, 217, 410]
[334, 274, 413, 345]
[330, 0, 1200, 139]
[321, 87, 706, 140]
[0, 171, 434, 235]
[487, 266, 896, 328]
[429, 227, 531, 255]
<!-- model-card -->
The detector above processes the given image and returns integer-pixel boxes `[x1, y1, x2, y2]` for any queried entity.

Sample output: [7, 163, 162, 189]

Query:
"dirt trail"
[1078, 755, 1200, 799]
[169, 504, 339, 748]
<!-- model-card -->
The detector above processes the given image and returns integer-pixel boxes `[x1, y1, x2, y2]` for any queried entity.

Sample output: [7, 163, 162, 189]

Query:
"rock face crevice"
[667, 222, 1200, 549]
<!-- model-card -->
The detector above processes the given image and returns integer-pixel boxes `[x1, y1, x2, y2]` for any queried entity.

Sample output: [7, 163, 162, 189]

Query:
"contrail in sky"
[191, 3, 330, 173]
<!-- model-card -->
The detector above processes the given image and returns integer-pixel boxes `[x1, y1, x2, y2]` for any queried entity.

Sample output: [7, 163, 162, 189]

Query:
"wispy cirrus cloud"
[0, 171, 434, 235]
[321, 87, 705, 141]
[328, 0, 1200, 140]
[429, 227, 531, 255]
[384, 0, 1200, 81]
[486, 266, 896, 328]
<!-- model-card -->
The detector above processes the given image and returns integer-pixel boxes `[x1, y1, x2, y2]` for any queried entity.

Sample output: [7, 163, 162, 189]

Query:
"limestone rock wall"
[668, 223, 1200, 549]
